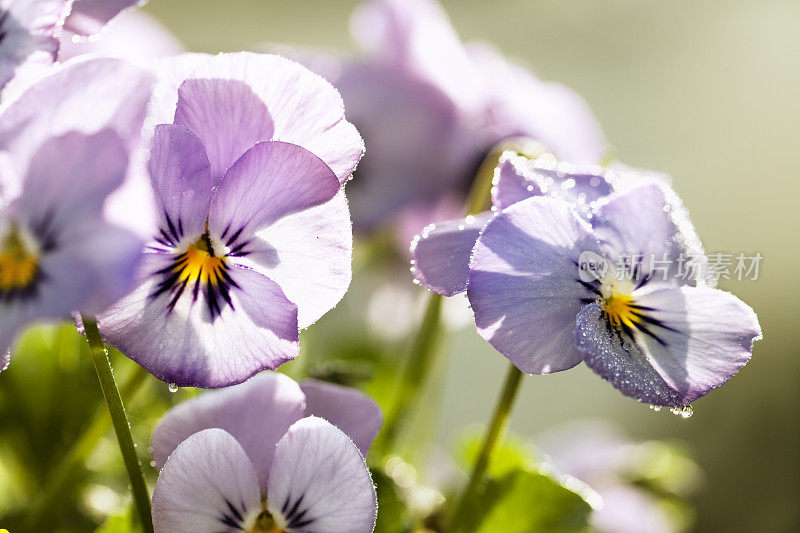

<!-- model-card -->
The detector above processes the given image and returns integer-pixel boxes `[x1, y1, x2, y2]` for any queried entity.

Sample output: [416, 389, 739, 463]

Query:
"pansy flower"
[150, 372, 381, 532]
[315, 0, 607, 238]
[97, 52, 363, 388]
[414, 154, 760, 406]
[0, 129, 143, 362]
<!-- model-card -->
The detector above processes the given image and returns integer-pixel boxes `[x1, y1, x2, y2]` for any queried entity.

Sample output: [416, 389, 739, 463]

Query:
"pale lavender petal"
[351, 0, 485, 114]
[0, 56, 154, 199]
[150, 52, 364, 183]
[230, 189, 351, 329]
[148, 124, 212, 240]
[0, 348, 8, 372]
[209, 141, 340, 238]
[152, 428, 261, 533]
[493, 153, 613, 215]
[468, 197, 601, 374]
[592, 182, 704, 287]
[468, 42, 608, 165]
[13, 130, 128, 226]
[591, 484, 674, 533]
[174, 78, 274, 182]
[300, 380, 383, 455]
[59, 10, 183, 62]
[410, 212, 492, 296]
[575, 287, 761, 406]
[64, 0, 142, 36]
[267, 417, 377, 533]
[152, 372, 305, 492]
[99, 255, 299, 388]
[0, 0, 70, 88]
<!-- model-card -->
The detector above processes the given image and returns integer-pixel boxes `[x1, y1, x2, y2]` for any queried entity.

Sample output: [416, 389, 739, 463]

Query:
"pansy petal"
[491, 155, 543, 211]
[592, 183, 702, 286]
[234, 189, 352, 329]
[267, 417, 377, 533]
[0, 56, 154, 196]
[209, 141, 340, 238]
[468, 197, 601, 374]
[148, 124, 212, 240]
[151, 372, 304, 492]
[576, 287, 761, 406]
[0, 0, 70, 89]
[64, 0, 140, 36]
[300, 380, 383, 455]
[410, 212, 492, 296]
[14, 130, 128, 226]
[99, 256, 299, 388]
[152, 428, 261, 533]
[0, 348, 9, 372]
[174, 78, 274, 182]
[151, 52, 364, 183]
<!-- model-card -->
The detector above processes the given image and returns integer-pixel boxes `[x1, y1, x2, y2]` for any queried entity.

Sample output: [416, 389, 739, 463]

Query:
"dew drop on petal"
[168, 383, 179, 393]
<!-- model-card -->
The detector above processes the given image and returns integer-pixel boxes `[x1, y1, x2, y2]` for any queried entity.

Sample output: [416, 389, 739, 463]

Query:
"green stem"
[82, 315, 154, 533]
[376, 292, 443, 456]
[24, 364, 149, 530]
[448, 364, 525, 532]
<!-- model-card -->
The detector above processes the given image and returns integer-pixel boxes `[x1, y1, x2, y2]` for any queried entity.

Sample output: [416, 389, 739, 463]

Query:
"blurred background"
[1, 0, 798, 531]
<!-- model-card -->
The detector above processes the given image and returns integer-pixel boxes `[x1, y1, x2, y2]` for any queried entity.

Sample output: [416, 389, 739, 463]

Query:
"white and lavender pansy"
[467, 184, 761, 406]
[97, 52, 362, 388]
[150, 372, 380, 532]
[410, 152, 614, 297]
[0, 130, 143, 359]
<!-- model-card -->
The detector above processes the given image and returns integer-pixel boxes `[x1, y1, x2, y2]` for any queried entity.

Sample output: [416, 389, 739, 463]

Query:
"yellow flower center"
[601, 291, 640, 329]
[0, 226, 39, 290]
[247, 510, 284, 533]
[175, 234, 226, 285]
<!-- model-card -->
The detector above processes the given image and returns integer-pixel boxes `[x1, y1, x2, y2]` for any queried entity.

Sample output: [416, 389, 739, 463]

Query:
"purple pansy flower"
[0, 129, 143, 361]
[150, 372, 380, 532]
[97, 52, 363, 388]
[324, 0, 607, 236]
[414, 154, 760, 406]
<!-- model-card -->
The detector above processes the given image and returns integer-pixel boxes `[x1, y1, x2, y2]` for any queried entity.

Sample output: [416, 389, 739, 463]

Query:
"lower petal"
[266, 417, 377, 533]
[576, 287, 761, 406]
[99, 255, 299, 388]
[152, 428, 261, 533]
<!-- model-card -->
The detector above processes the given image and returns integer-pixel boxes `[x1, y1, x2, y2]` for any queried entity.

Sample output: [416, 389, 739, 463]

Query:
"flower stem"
[82, 315, 153, 533]
[448, 363, 525, 532]
[24, 364, 149, 530]
[376, 292, 443, 456]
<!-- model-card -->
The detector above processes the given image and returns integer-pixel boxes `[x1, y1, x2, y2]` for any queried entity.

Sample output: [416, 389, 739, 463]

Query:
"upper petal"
[266, 417, 377, 533]
[410, 212, 493, 296]
[98, 256, 299, 388]
[150, 52, 364, 183]
[209, 141, 340, 239]
[300, 379, 383, 456]
[148, 124, 213, 239]
[63, 0, 140, 36]
[575, 287, 761, 406]
[591, 182, 705, 288]
[152, 428, 262, 533]
[151, 371, 305, 492]
[174, 78, 274, 182]
[468, 196, 601, 374]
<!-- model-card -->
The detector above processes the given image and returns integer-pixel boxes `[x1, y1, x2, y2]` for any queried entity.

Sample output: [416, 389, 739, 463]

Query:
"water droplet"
[649, 404, 662, 412]
[168, 383, 179, 393]
[670, 405, 694, 419]
[149, 460, 157, 468]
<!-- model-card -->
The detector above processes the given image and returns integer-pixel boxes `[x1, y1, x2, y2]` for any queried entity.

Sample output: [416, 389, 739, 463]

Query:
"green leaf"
[459, 430, 538, 478]
[372, 469, 413, 533]
[95, 508, 136, 533]
[459, 469, 591, 533]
